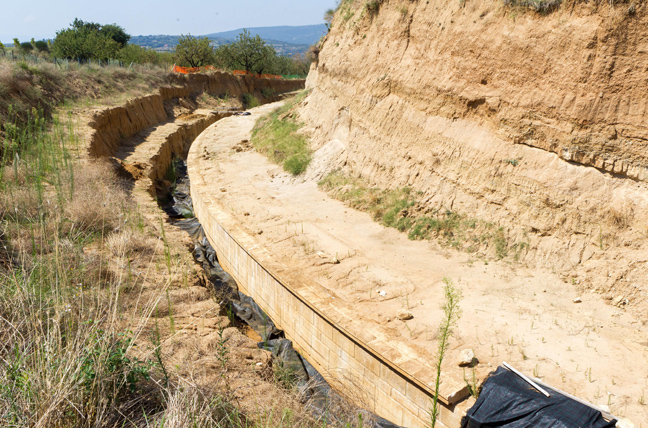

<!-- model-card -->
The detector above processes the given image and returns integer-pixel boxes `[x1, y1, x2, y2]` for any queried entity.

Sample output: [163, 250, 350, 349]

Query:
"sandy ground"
[191, 101, 648, 424]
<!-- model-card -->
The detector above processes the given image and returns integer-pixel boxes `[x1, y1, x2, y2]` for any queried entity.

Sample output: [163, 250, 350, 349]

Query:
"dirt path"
[190, 100, 648, 424]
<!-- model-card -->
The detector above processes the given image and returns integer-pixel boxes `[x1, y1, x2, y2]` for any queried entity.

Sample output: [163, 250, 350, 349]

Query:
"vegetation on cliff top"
[0, 58, 169, 133]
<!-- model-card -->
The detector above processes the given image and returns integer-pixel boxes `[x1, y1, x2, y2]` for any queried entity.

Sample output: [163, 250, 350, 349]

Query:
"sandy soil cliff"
[301, 0, 648, 319]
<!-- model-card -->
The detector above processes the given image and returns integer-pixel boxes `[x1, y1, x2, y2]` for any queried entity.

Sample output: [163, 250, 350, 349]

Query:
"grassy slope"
[250, 91, 311, 176]
[0, 62, 369, 427]
[319, 171, 524, 261]
[0, 58, 169, 125]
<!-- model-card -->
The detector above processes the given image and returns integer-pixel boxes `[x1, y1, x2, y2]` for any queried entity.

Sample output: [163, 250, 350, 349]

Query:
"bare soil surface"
[191, 101, 648, 424]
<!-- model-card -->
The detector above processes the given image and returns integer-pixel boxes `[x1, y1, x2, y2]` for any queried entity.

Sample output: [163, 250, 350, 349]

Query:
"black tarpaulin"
[163, 159, 404, 428]
[462, 366, 617, 428]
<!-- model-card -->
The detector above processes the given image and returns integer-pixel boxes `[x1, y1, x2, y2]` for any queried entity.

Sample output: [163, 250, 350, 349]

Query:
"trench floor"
[188, 101, 648, 424]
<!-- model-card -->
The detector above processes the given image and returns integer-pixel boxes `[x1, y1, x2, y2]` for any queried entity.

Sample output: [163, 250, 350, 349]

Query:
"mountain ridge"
[131, 24, 326, 56]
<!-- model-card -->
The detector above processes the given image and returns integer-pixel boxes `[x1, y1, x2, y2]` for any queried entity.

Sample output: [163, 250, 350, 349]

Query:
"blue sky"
[1, 0, 338, 43]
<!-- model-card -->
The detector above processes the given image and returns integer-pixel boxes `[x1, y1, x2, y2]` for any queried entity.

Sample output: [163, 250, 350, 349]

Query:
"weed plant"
[251, 91, 311, 175]
[429, 278, 462, 428]
[242, 93, 261, 109]
[503, 0, 562, 12]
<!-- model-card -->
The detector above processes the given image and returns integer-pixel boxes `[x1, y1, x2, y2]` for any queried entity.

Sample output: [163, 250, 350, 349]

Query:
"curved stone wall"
[187, 121, 466, 428]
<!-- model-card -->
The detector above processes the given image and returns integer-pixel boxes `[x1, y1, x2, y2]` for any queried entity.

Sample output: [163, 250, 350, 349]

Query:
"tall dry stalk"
[429, 278, 462, 428]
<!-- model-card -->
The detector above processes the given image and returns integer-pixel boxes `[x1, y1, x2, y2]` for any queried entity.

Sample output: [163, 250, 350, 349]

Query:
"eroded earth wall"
[301, 0, 648, 315]
[88, 72, 304, 158]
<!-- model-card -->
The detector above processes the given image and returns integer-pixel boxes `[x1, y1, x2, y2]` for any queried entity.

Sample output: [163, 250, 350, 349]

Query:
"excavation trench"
[87, 80, 640, 427]
[157, 159, 401, 428]
[185, 100, 646, 428]
[86, 76, 402, 427]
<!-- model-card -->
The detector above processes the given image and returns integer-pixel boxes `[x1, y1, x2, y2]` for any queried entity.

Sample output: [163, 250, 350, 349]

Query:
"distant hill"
[131, 24, 326, 56]
[206, 24, 327, 46]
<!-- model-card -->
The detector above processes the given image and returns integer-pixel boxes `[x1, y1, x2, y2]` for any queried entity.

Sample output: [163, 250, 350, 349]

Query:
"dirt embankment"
[88, 72, 304, 158]
[301, 0, 648, 315]
[84, 72, 303, 196]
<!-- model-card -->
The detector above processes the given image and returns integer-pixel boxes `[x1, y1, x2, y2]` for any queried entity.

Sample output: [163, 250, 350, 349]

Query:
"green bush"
[242, 93, 260, 108]
[19, 42, 34, 54]
[33, 40, 49, 53]
[52, 19, 128, 61]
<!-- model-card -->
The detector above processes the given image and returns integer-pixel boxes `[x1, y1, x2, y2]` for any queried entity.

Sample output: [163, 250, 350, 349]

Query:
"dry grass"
[0, 57, 170, 127]
[64, 161, 134, 236]
[106, 228, 157, 258]
[605, 206, 633, 229]
[0, 110, 166, 427]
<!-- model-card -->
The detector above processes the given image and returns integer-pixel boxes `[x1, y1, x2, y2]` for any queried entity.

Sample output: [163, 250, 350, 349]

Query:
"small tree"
[214, 29, 276, 74]
[174, 35, 214, 67]
[0, 42, 5, 54]
[51, 19, 128, 61]
[19, 42, 34, 55]
[324, 8, 336, 30]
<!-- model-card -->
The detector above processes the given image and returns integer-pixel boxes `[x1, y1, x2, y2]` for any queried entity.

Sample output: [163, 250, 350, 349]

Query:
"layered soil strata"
[300, 0, 648, 315]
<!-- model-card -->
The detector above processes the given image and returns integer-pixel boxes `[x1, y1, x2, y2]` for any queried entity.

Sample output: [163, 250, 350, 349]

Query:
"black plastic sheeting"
[461, 366, 617, 428]
[160, 161, 194, 219]
[162, 160, 402, 428]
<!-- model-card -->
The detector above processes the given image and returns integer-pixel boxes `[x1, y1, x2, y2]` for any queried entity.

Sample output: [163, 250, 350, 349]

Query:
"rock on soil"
[396, 309, 413, 321]
[458, 349, 475, 367]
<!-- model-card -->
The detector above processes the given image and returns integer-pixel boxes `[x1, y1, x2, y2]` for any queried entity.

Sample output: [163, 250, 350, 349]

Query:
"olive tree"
[214, 29, 276, 74]
[174, 35, 214, 67]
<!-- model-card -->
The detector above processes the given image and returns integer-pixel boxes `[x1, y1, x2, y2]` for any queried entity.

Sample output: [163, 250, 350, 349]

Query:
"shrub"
[366, 0, 385, 14]
[51, 19, 129, 61]
[242, 93, 260, 109]
[19, 42, 34, 54]
[33, 40, 49, 53]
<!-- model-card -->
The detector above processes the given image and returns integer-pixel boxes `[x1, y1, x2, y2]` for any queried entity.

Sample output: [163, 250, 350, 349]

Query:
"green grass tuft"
[319, 171, 515, 259]
[251, 91, 311, 176]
